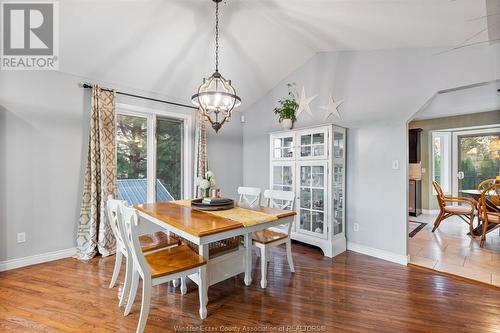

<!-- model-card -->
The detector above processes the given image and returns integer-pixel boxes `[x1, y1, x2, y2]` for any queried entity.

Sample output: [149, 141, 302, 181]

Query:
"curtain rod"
[79, 83, 198, 110]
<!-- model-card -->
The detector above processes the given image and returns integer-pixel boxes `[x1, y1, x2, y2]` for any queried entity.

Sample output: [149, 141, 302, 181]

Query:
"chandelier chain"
[191, 0, 240, 133]
[215, 1, 219, 72]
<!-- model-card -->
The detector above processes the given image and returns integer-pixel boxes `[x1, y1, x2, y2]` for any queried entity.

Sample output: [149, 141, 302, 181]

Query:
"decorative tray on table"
[191, 198, 234, 211]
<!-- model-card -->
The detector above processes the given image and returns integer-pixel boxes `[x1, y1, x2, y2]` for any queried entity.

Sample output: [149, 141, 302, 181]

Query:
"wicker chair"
[431, 181, 476, 236]
[477, 179, 500, 206]
[478, 183, 500, 247]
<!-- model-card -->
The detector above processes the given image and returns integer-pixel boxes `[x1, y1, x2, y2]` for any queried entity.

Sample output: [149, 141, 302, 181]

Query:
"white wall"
[205, 118, 243, 199]
[346, 121, 407, 256]
[0, 72, 87, 261]
[0, 90, 8, 261]
[0, 70, 242, 262]
[242, 44, 500, 261]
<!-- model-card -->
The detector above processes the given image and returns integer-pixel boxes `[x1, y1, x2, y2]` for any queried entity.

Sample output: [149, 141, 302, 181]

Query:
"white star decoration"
[296, 87, 317, 117]
[321, 95, 343, 120]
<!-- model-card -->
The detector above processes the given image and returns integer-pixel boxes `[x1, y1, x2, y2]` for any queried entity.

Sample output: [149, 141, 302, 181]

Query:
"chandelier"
[191, 0, 241, 133]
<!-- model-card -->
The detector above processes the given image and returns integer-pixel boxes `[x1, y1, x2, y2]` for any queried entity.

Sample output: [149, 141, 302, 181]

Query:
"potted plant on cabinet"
[273, 83, 298, 130]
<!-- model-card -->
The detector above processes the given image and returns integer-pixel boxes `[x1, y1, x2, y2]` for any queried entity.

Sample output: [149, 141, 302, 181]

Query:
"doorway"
[407, 121, 500, 287]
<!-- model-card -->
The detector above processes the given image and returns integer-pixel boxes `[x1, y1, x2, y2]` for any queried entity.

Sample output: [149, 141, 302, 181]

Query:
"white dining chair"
[119, 205, 208, 333]
[106, 196, 179, 307]
[252, 189, 295, 288]
[238, 186, 262, 206]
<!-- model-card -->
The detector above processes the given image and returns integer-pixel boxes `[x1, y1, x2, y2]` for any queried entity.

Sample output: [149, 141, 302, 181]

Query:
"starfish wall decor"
[296, 87, 318, 117]
[321, 95, 343, 120]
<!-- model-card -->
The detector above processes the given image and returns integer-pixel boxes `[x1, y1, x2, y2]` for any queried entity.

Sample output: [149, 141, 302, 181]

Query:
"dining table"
[134, 199, 296, 317]
[460, 189, 500, 236]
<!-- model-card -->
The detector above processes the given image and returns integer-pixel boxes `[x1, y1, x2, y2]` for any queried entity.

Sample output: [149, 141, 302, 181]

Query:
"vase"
[281, 118, 293, 130]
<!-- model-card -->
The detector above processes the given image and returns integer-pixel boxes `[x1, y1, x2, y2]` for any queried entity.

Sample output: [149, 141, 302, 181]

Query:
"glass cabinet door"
[332, 127, 345, 236]
[270, 162, 295, 232]
[333, 164, 344, 235]
[271, 134, 294, 160]
[297, 128, 328, 160]
[270, 163, 294, 192]
[296, 161, 328, 239]
[333, 131, 344, 159]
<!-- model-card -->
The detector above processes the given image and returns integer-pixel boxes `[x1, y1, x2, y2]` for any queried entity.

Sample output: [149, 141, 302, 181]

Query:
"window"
[116, 104, 192, 205]
[432, 132, 451, 194]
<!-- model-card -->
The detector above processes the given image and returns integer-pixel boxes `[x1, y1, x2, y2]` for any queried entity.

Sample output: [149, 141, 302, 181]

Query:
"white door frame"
[452, 127, 500, 197]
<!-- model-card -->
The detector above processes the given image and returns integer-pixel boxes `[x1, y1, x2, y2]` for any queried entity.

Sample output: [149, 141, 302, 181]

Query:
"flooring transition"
[408, 221, 427, 238]
[409, 213, 500, 287]
[0, 243, 499, 332]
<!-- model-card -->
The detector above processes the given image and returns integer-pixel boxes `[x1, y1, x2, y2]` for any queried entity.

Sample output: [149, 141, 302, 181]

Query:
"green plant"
[273, 83, 298, 123]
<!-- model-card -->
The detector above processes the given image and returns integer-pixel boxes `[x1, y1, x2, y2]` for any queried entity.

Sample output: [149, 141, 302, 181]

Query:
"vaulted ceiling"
[60, 0, 496, 109]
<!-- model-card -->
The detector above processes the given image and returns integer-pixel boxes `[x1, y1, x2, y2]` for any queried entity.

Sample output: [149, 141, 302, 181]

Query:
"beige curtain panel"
[195, 111, 208, 197]
[75, 86, 117, 260]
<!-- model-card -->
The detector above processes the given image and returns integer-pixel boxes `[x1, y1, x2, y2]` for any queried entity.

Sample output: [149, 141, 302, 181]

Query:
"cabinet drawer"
[207, 248, 245, 286]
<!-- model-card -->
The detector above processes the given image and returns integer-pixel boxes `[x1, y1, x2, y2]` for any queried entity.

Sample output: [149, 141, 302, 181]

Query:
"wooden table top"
[135, 201, 296, 237]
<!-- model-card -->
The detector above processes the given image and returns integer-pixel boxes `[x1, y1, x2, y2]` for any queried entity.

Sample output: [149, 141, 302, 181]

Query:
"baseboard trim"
[422, 209, 439, 215]
[347, 242, 408, 266]
[0, 247, 76, 272]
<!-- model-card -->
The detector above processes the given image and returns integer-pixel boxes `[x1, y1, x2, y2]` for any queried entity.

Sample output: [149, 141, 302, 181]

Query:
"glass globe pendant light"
[191, 0, 241, 133]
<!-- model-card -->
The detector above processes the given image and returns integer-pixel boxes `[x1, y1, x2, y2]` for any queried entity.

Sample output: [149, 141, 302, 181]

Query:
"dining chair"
[119, 204, 208, 333]
[431, 181, 476, 236]
[106, 196, 180, 307]
[252, 189, 295, 288]
[477, 179, 500, 206]
[478, 183, 500, 247]
[238, 186, 262, 206]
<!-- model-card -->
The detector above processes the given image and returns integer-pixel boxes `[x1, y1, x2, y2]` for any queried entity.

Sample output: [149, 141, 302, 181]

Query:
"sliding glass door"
[117, 114, 149, 203]
[454, 128, 500, 195]
[156, 117, 184, 201]
[116, 106, 192, 205]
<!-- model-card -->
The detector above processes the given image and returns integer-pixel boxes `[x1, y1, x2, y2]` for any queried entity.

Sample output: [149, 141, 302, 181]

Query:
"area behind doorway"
[407, 110, 500, 287]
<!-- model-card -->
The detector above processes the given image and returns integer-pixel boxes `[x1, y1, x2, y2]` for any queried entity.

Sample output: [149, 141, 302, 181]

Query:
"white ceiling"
[59, 0, 494, 109]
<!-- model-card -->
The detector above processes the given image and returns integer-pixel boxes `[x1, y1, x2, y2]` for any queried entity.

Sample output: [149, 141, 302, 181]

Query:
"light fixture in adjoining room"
[191, 0, 241, 133]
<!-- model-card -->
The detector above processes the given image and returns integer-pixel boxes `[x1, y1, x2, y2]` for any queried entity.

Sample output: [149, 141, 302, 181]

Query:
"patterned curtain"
[75, 86, 117, 260]
[195, 111, 208, 198]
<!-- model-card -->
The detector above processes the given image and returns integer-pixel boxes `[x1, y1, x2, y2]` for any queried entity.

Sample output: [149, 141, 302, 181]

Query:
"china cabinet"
[269, 124, 346, 257]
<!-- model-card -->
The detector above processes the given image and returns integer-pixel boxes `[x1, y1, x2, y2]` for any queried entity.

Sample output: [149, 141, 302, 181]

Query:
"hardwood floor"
[1, 243, 499, 333]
